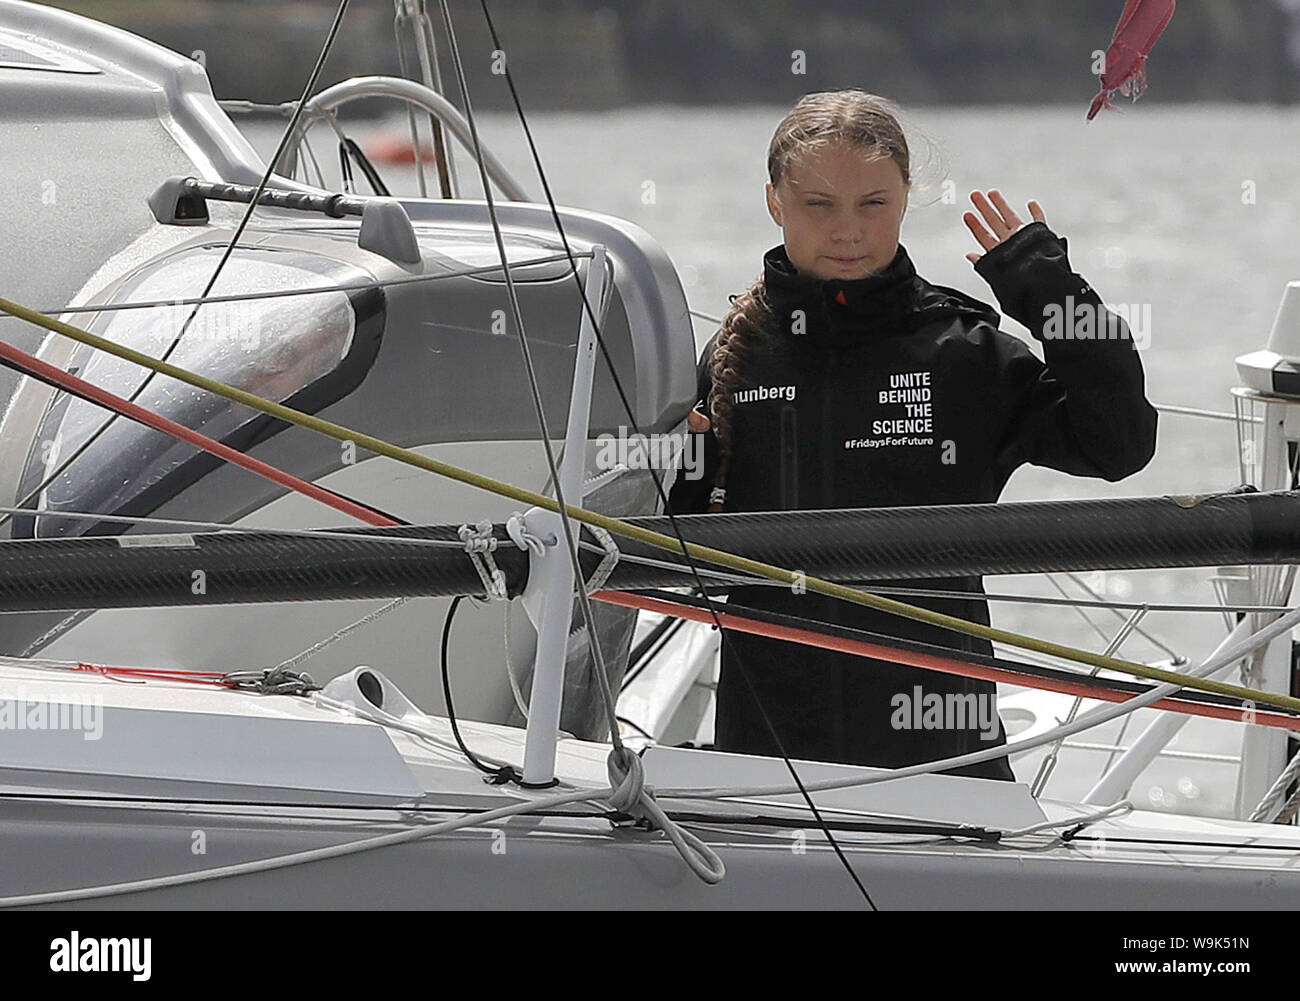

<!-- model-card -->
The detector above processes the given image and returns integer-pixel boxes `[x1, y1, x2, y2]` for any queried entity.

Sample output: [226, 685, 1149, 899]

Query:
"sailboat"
[3, 0, 1300, 910]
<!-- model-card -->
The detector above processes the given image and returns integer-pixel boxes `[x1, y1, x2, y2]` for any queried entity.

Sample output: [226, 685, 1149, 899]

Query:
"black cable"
[654, 810, 1001, 843]
[343, 137, 392, 196]
[615, 715, 655, 741]
[439, 594, 520, 784]
[627, 608, 680, 666]
[620, 615, 686, 692]
[476, 0, 876, 910]
[338, 139, 356, 193]
[0, 789, 1004, 844]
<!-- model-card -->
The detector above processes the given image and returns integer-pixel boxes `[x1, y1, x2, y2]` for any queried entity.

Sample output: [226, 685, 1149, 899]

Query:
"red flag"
[1087, 0, 1177, 120]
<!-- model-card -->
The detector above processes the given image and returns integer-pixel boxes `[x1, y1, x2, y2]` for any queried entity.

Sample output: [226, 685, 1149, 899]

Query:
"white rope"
[323, 689, 723, 882]
[1273, 785, 1300, 825]
[458, 519, 506, 600]
[999, 801, 1133, 839]
[273, 597, 409, 672]
[0, 787, 609, 908]
[501, 510, 546, 719]
[1249, 745, 1300, 822]
[581, 524, 620, 595]
[605, 746, 724, 882]
[504, 510, 546, 556]
[0, 698, 723, 906]
[656, 601, 1300, 802]
[502, 599, 531, 720]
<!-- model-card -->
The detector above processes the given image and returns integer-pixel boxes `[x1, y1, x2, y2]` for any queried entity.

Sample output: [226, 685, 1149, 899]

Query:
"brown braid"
[705, 280, 773, 511]
[705, 89, 914, 513]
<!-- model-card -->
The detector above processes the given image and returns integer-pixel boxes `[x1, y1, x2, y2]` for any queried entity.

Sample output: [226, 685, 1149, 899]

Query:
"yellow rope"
[1, 293, 1295, 712]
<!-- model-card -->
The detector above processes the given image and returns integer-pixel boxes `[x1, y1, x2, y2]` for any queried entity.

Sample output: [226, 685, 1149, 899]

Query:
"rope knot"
[606, 746, 648, 816]
[602, 745, 726, 884]
[457, 519, 497, 554]
[504, 510, 547, 556]
[458, 520, 507, 600]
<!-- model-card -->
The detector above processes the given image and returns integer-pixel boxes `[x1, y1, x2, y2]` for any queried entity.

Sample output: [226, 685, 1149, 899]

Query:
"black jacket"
[666, 222, 1158, 780]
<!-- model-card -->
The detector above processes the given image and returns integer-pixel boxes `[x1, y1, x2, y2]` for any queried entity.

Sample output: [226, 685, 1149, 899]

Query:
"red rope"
[592, 589, 1300, 732]
[10, 330, 1267, 728]
[71, 663, 231, 686]
[0, 338, 398, 528]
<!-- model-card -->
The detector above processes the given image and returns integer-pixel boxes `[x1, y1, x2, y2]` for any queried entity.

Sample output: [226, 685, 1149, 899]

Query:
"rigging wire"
[0, 338, 400, 531]
[432, 1, 631, 800]
[0, 505, 463, 550]
[11, 253, 591, 317]
[274, 597, 409, 673]
[0, 18, 1290, 890]
[0, 0, 354, 535]
[470, 0, 876, 907]
[653, 600, 1300, 801]
[431, 0, 729, 886]
[0, 501, 1287, 618]
[1053, 571, 1181, 662]
[575, 541, 1294, 614]
[601, 588, 1300, 725]
[0, 296, 1294, 712]
[0, 0, 1279, 894]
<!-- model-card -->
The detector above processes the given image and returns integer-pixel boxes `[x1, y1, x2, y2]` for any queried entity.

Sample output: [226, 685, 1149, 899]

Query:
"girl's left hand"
[963, 190, 1047, 264]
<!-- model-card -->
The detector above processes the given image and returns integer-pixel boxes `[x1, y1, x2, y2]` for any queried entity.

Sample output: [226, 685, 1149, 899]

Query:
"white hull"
[4, 661, 1300, 910]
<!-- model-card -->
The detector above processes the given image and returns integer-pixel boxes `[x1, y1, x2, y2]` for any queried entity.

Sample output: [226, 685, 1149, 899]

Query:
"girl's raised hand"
[963, 190, 1047, 265]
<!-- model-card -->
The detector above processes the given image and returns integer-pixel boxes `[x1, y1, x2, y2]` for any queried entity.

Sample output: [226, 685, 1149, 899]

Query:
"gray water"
[244, 104, 1300, 815]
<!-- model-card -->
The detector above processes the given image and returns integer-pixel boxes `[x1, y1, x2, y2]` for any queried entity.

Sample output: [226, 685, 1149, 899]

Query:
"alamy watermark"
[142, 298, 267, 352]
[50, 932, 150, 981]
[890, 685, 999, 741]
[594, 427, 703, 480]
[1042, 296, 1151, 350]
[0, 688, 103, 740]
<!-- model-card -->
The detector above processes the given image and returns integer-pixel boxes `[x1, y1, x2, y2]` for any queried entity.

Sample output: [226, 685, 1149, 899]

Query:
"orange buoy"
[363, 131, 435, 164]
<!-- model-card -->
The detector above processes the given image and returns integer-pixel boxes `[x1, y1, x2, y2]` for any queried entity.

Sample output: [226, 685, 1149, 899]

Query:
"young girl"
[667, 90, 1157, 781]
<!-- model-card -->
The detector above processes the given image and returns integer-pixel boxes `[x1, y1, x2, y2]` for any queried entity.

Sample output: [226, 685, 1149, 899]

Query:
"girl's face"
[765, 142, 909, 281]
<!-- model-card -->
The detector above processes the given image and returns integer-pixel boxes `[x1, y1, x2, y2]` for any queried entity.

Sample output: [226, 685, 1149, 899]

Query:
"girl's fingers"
[987, 189, 1023, 232]
[969, 190, 1011, 241]
[966, 191, 1048, 261]
[963, 211, 998, 251]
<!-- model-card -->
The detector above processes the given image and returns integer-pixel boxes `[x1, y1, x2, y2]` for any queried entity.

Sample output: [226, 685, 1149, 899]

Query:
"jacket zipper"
[821, 348, 835, 504]
[780, 405, 798, 509]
